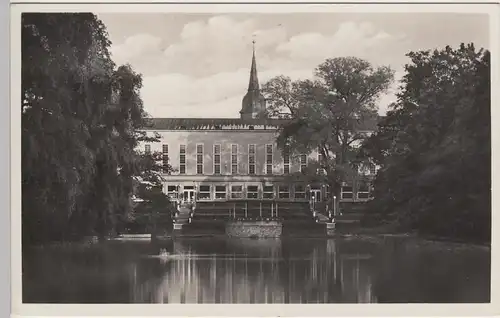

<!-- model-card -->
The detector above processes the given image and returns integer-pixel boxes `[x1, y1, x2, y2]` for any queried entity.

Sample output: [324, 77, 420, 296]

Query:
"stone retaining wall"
[326, 223, 336, 236]
[225, 221, 282, 238]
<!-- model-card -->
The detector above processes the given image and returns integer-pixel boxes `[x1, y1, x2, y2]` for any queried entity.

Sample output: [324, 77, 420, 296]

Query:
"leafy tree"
[83, 64, 156, 239]
[262, 57, 394, 208]
[127, 182, 174, 235]
[124, 149, 175, 235]
[362, 44, 490, 242]
[22, 13, 115, 244]
[21, 13, 174, 245]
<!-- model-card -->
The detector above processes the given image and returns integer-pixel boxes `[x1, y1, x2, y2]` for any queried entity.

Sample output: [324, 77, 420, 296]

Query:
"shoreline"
[25, 231, 491, 250]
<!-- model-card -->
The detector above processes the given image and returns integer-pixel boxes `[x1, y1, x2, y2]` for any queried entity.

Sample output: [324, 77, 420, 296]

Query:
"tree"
[22, 13, 116, 244]
[83, 64, 156, 239]
[262, 57, 394, 207]
[124, 148, 175, 235]
[362, 44, 490, 242]
[21, 13, 173, 245]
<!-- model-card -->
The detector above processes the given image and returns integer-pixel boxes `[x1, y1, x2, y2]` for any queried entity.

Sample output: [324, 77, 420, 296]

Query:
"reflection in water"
[132, 239, 376, 303]
[22, 237, 490, 303]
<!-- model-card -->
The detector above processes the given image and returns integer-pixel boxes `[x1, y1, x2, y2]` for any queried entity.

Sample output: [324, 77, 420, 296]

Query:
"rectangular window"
[266, 164, 272, 175]
[369, 163, 377, 175]
[300, 154, 307, 173]
[215, 185, 226, 199]
[196, 144, 203, 175]
[294, 184, 306, 199]
[263, 185, 274, 199]
[278, 185, 290, 199]
[231, 144, 238, 175]
[214, 144, 221, 175]
[247, 185, 259, 199]
[266, 144, 273, 175]
[167, 185, 178, 199]
[179, 144, 186, 175]
[248, 144, 256, 175]
[145, 144, 151, 154]
[326, 185, 331, 200]
[198, 185, 211, 200]
[230, 185, 243, 199]
[357, 184, 370, 199]
[283, 147, 290, 174]
[341, 186, 353, 199]
[162, 144, 169, 173]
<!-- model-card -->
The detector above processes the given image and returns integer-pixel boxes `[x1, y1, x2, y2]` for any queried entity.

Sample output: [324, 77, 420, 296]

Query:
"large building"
[139, 46, 378, 207]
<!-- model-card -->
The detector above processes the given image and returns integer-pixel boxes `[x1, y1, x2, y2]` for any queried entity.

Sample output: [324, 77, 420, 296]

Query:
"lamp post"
[312, 194, 316, 217]
[328, 198, 332, 220]
[321, 184, 326, 214]
[306, 184, 311, 208]
[332, 195, 337, 220]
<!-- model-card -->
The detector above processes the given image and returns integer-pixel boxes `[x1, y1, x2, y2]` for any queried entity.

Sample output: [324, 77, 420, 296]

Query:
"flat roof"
[143, 116, 382, 131]
[142, 118, 289, 130]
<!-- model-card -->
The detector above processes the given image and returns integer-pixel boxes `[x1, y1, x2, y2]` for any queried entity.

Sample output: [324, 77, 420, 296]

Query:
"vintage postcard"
[10, 1, 499, 317]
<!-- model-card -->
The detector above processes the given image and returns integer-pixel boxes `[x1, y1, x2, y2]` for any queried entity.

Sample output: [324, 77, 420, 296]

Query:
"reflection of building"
[130, 239, 376, 303]
[138, 45, 378, 207]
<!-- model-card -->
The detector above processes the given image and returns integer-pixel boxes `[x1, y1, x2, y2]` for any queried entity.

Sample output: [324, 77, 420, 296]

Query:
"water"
[22, 237, 490, 303]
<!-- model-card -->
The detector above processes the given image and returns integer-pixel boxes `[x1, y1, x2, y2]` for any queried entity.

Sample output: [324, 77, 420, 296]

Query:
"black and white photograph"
[12, 2, 496, 314]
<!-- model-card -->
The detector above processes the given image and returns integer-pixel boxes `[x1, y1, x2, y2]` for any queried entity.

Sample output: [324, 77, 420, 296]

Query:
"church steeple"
[247, 40, 260, 91]
[240, 39, 267, 119]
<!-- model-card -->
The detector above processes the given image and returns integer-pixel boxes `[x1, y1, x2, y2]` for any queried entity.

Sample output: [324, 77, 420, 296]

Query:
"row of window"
[166, 184, 371, 200]
[341, 185, 370, 199]
[146, 143, 297, 175]
[145, 144, 376, 176]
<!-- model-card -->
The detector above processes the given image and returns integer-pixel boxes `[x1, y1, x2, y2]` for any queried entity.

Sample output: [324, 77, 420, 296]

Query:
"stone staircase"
[315, 212, 331, 223]
[310, 201, 330, 223]
[173, 204, 193, 230]
[172, 200, 370, 236]
[181, 200, 318, 236]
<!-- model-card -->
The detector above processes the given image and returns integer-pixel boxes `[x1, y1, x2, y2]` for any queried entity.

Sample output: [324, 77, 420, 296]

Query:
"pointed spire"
[240, 38, 267, 119]
[248, 39, 260, 91]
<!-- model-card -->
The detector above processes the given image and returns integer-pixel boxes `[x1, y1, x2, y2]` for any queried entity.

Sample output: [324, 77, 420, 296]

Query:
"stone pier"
[225, 221, 283, 238]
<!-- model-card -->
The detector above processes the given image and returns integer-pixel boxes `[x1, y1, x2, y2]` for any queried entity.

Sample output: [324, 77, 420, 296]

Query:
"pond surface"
[22, 236, 490, 303]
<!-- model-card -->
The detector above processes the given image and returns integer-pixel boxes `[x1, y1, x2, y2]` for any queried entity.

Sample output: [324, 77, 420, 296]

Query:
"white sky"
[98, 13, 489, 118]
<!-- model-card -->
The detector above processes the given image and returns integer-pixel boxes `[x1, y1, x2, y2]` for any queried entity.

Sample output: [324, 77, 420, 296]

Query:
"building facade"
[139, 46, 378, 205]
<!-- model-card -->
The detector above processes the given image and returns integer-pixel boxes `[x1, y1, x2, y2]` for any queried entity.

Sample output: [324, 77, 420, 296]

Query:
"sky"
[97, 12, 489, 118]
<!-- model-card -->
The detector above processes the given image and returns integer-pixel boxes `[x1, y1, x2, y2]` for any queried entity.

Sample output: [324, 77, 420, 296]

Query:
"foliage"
[21, 13, 173, 245]
[124, 150, 175, 234]
[362, 44, 490, 243]
[262, 57, 394, 199]
[125, 183, 174, 235]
